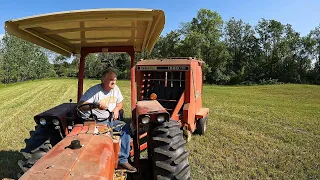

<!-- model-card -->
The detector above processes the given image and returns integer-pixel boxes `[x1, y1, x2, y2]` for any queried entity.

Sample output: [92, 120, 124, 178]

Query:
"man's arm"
[78, 85, 95, 111]
[113, 86, 124, 120]
[113, 102, 123, 112]
[113, 102, 123, 120]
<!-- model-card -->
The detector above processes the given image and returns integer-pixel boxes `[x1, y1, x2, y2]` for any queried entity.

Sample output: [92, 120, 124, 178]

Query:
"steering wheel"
[76, 102, 113, 122]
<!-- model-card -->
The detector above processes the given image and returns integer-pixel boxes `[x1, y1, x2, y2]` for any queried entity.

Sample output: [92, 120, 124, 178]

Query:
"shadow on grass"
[0, 150, 24, 179]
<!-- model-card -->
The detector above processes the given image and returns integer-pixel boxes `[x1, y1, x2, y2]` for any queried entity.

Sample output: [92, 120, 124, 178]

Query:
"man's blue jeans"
[97, 119, 131, 164]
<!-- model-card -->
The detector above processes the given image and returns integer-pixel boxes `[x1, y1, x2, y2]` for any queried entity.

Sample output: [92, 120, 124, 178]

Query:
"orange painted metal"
[67, 124, 84, 136]
[170, 92, 185, 121]
[195, 108, 210, 119]
[19, 124, 116, 180]
[135, 57, 209, 133]
[136, 100, 168, 116]
[139, 132, 148, 139]
[139, 142, 147, 152]
[129, 142, 148, 157]
[136, 58, 201, 66]
[33, 103, 77, 136]
[112, 136, 120, 169]
[129, 132, 148, 157]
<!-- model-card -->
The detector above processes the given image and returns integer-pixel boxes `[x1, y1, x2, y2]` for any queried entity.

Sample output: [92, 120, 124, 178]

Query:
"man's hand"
[98, 101, 108, 110]
[113, 108, 119, 120]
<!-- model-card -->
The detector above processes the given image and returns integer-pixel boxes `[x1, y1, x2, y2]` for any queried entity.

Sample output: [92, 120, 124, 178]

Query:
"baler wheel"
[195, 116, 208, 135]
[151, 120, 191, 180]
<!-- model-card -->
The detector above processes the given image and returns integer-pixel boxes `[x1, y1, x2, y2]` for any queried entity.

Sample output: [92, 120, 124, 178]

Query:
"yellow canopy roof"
[4, 8, 165, 57]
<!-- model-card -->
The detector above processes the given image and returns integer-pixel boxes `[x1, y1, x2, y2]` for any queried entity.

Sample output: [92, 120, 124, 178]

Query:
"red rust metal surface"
[34, 103, 77, 134]
[171, 92, 185, 121]
[77, 52, 87, 102]
[135, 57, 209, 133]
[67, 124, 84, 136]
[195, 108, 209, 119]
[136, 58, 203, 66]
[112, 136, 120, 169]
[20, 125, 115, 180]
[34, 103, 77, 119]
[129, 50, 136, 122]
[80, 125, 89, 134]
[130, 142, 148, 157]
[136, 100, 167, 115]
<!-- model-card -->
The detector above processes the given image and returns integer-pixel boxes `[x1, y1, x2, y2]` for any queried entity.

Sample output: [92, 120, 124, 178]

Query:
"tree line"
[0, 8, 319, 85]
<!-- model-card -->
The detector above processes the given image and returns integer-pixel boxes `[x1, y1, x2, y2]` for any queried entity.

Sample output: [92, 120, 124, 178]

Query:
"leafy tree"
[1, 8, 318, 85]
[224, 17, 256, 84]
[306, 25, 320, 84]
[0, 34, 55, 83]
[179, 8, 229, 83]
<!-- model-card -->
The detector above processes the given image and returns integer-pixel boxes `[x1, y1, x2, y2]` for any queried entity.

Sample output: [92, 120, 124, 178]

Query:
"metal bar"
[66, 37, 144, 42]
[81, 46, 135, 53]
[128, 50, 140, 170]
[129, 50, 136, 114]
[43, 26, 146, 35]
[142, 78, 185, 82]
[24, 28, 74, 53]
[18, 15, 153, 29]
[77, 51, 88, 102]
[139, 132, 147, 139]
[140, 142, 147, 151]
[145, 13, 161, 49]
[142, 20, 153, 51]
[171, 92, 185, 121]
[143, 98, 177, 102]
[80, 22, 85, 45]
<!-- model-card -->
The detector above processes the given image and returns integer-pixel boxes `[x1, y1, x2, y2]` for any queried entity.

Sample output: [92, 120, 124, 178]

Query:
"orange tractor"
[4, 8, 209, 180]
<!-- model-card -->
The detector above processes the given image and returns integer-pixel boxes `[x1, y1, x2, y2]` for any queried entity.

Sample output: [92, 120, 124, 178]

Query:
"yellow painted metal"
[4, 8, 165, 57]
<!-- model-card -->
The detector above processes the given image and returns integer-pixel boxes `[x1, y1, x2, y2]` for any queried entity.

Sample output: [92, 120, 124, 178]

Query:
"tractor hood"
[19, 124, 117, 180]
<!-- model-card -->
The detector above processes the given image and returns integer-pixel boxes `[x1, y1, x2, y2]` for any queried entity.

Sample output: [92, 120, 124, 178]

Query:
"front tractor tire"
[151, 120, 191, 180]
[17, 125, 59, 178]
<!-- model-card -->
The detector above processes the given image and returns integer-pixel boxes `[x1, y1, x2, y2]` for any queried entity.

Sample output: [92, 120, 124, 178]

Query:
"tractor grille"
[139, 124, 149, 134]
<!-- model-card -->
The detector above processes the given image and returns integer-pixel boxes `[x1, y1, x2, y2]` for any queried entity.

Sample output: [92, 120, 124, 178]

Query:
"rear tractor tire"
[151, 120, 191, 180]
[17, 125, 58, 177]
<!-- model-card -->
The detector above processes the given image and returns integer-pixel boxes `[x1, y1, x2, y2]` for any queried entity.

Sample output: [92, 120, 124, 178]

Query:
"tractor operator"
[77, 67, 137, 173]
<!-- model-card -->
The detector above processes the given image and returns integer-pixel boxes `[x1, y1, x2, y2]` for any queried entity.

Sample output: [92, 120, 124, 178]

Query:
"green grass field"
[0, 78, 319, 179]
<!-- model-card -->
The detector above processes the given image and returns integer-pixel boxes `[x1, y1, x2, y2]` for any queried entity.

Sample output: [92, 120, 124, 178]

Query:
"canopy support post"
[77, 51, 88, 103]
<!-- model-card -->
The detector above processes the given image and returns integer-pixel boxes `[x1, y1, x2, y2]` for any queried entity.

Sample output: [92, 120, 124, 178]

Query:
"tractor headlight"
[157, 115, 166, 123]
[141, 116, 150, 124]
[40, 118, 46, 125]
[52, 119, 60, 126]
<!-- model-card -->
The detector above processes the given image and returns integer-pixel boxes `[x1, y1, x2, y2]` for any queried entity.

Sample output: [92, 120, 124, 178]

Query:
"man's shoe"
[118, 162, 137, 173]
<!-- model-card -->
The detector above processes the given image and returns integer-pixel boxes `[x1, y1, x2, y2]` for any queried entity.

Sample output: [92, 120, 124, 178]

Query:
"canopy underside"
[4, 8, 165, 57]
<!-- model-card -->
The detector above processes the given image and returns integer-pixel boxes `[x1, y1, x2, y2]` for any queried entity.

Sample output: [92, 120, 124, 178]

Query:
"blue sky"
[0, 0, 319, 39]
